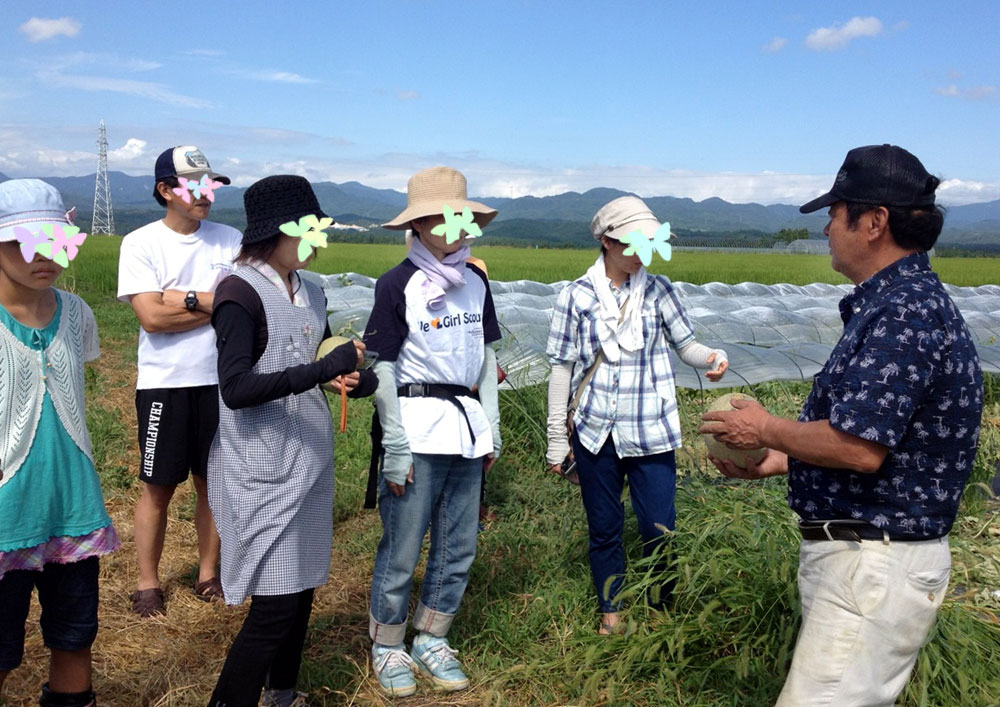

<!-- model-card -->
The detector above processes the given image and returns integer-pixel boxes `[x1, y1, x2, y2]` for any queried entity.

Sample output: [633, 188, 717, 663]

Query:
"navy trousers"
[572, 434, 677, 613]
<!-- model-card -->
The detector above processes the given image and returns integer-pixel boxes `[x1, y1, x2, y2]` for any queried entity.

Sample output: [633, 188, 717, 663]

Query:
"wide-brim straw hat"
[0, 179, 73, 243]
[243, 175, 329, 244]
[383, 166, 498, 231]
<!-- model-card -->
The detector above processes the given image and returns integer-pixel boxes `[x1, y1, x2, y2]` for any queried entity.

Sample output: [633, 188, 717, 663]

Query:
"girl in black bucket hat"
[206, 175, 377, 707]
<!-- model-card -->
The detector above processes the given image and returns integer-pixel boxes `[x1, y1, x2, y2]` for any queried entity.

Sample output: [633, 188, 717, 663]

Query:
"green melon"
[316, 336, 351, 393]
[701, 392, 768, 469]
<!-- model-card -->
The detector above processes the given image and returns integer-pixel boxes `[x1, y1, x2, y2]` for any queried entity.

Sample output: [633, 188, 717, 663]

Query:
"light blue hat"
[0, 179, 73, 243]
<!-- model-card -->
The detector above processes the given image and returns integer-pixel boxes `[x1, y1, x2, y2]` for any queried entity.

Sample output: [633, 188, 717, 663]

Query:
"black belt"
[799, 520, 892, 542]
[365, 384, 481, 511]
[397, 383, 480, 445]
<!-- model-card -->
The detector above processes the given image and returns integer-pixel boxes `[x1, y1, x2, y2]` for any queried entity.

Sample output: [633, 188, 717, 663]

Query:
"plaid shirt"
[0, 524, 120, 581]
[547, 274, 695, 457]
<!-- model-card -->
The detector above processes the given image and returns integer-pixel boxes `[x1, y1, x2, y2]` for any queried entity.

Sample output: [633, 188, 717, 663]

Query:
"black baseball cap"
[799, 144, 938, 214]
[154, 145, 230, 184]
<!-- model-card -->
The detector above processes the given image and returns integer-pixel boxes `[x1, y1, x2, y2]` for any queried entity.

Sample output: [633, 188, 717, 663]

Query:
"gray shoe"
[260, 688, 308, 706]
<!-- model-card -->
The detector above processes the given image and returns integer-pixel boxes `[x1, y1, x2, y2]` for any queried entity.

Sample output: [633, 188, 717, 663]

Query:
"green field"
[68, 237, 1000, 287]
[6, 237, 998, 707]
[311, 242, 1000, 287]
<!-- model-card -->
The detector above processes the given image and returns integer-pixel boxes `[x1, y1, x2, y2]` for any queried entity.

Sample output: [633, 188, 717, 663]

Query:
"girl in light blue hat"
[0, 179, 119, 707]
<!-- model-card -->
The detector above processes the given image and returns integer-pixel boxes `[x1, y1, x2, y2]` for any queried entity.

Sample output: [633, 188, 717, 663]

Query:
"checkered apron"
[208, 265, 335, 604]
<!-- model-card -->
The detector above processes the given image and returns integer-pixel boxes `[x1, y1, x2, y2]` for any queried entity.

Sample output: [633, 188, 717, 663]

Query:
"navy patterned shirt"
[788, 252, 983, 539]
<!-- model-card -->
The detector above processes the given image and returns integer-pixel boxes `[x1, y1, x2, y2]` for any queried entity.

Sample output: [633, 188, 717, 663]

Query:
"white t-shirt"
[363, 259, 501, 458]
[117, 219, 242, 390]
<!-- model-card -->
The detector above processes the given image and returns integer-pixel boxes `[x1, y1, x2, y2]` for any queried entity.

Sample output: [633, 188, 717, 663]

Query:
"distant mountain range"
[2, 171, 998, 248]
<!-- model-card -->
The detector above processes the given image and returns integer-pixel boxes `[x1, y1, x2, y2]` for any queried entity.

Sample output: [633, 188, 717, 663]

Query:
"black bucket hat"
[800, 144, 938, 214]
[242, 175, 329, 244]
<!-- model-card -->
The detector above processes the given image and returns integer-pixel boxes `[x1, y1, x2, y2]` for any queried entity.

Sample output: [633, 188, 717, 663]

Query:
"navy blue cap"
[800, 144, 938, 214]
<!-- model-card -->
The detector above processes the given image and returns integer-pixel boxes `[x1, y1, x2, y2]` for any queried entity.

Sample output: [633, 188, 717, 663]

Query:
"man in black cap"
[117, 146, 242, 616]
[701, 145, 983, 705]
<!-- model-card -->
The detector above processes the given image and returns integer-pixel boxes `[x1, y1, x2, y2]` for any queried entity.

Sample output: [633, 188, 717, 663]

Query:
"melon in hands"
[701, 392, 768, 469]
[316, 336, 351, 393]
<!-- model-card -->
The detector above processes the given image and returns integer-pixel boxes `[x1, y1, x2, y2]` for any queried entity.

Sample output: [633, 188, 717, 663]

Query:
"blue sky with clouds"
[2, 1, 998, 205]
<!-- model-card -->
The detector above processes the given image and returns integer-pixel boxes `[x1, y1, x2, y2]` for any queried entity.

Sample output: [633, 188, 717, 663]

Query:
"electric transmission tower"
[91, 120, 115, 235]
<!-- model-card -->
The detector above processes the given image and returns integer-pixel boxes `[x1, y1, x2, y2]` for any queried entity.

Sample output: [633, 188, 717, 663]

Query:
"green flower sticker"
[621, 222, 672, 267]
[431, 205, 482, 244]
[279, 214, 333, 261]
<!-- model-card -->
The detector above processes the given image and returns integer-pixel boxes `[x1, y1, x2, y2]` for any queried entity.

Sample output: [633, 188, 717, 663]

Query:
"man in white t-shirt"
[117, 145, 242, 617]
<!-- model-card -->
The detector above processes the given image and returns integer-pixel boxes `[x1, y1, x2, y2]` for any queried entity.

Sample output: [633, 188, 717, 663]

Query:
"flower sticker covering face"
[430, 205, 482, 244]
[13, 224, 87, 267]
[279, 214, 333, 261]
[171, 175, 225, 204]
[620, 222, 672, 267]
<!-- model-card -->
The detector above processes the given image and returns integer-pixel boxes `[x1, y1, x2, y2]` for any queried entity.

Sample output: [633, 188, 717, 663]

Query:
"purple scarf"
[408, 236, 471, 310]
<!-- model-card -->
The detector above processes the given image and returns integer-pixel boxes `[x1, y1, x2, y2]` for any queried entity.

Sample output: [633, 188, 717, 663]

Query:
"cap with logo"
[154, 145, 230, 185]
[799, 144, 938, 214]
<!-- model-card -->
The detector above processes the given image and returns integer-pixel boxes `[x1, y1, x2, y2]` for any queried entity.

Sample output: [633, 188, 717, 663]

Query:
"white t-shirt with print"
[117, 219, 242, 390]
[363, 259, 502, 459]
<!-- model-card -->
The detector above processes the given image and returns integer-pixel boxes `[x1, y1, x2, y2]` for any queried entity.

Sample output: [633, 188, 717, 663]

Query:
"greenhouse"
[304, 272, 1000, 390]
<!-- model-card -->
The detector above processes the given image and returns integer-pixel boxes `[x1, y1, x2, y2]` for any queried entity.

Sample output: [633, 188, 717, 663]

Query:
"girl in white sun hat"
[362, 166, 502, 697]
[0, 179, 119, 707]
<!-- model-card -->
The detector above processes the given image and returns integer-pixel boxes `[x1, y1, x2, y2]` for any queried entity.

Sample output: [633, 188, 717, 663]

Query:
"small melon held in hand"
[702, 392, 768, 469]
[316, 336, 351, 393]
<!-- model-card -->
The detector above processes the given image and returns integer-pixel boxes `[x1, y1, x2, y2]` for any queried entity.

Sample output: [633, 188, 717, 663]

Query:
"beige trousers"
[776, 536, 950, 707]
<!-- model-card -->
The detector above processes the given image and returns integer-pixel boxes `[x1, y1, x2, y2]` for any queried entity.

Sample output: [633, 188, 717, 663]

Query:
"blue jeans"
[369, 453, 482, 646]
[573, 434, 677, 613]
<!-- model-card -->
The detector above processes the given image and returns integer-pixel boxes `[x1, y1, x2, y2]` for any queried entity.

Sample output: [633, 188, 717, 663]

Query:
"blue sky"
[2, 1, 998, 205]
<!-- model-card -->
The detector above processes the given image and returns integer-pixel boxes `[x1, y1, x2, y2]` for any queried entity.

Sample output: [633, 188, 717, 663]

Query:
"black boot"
[38, 683, 96, 707]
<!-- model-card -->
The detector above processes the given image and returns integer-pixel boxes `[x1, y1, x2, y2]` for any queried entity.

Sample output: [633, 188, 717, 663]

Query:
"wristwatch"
[184, 290, 198, 311]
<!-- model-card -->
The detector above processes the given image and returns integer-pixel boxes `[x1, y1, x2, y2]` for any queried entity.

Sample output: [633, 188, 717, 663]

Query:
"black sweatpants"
[208, 588, 314, 707]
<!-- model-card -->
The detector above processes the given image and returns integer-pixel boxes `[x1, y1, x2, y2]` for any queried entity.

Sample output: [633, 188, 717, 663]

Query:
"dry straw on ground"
[2, 355, 490, 707]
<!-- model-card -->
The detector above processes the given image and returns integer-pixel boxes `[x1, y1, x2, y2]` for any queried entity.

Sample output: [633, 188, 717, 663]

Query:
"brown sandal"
[193, 576, 224, 602]
[131, 588, 166, 617]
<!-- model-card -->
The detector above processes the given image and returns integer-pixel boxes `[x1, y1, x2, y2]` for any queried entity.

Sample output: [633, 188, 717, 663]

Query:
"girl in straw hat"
[362, 166, 501, 696]
[206, 175, 375, 707]
[545, 196, 728, 634]
[0, 179, 119, 707]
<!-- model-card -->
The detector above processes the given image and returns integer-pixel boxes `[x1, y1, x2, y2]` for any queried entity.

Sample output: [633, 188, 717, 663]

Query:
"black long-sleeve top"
[212, 275, 377, 409]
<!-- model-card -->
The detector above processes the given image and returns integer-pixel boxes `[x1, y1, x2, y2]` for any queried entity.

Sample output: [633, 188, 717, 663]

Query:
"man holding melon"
[701, 145, 984, 706]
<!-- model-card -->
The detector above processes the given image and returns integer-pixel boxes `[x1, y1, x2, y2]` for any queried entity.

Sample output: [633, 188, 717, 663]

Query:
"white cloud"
[225, 158, 840, 205]
[38, 52, 160, 73]
[966, 86, 997, 99]
[935, 84, 997, 100]
[938, 178, 1000, 205]
[36, 67, 209, 108]
[235, 69, 319, 84]
[397, 90, 420, 101]
[108, 138, 147, 162]
[19, 17, 81, 42]
[763, 37, 788, 53]
[2, 124, 995, 207]
[805, 17, 882, 51]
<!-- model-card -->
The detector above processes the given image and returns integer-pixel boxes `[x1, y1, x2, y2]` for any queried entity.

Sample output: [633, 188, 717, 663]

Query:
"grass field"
[305, 242, 1000, 288]
[3, 237, 999, 707]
